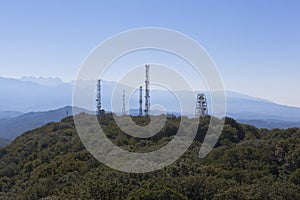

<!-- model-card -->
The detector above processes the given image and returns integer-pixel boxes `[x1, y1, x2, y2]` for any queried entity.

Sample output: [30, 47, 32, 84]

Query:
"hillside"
[0, 114, 299, 199]
[0, 106, 92, 140]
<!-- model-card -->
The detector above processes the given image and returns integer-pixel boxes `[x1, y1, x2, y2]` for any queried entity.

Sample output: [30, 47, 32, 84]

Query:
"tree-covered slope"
[0, 114, 299, 199]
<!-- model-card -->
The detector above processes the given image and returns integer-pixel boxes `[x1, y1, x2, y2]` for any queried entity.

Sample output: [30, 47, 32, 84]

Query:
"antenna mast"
[96, 79, 105, 118]
[139, 86, 143, 116]
[144, 65, 150, 116]
[195, 93, 208, 117]
[122, 90, 126, 116]
[96, 79, 102, 115]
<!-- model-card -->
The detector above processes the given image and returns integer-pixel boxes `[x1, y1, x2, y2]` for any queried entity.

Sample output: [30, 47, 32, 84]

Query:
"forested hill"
[0, 114, 299, 199]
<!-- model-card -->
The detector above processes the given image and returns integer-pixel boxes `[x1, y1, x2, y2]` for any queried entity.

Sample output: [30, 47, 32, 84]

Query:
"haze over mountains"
[1, 76, 300, 132]
[19, 76, 64, 86]
[0, 76, 72, 112]
[0, 110, 23, 119]
[0, 106, 92, 140]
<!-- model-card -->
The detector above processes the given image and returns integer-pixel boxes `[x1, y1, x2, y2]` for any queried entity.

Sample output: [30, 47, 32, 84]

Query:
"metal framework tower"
[144, 65, 150, 116]
[195, 93, 208, 117]
[122, 90, 126, 116]
[139, 86, 143, 116]
[96, 79, 102, 114]
[96, 79, 105, 118]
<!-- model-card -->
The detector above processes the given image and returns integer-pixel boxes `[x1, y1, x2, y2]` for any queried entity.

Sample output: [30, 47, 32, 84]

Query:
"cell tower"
[195, 93, 208, 117]
[139, 86, 143, 116]
[122, 90, 126, 116]
[144, 65, 150, 116]
[96, 79, 105, 118]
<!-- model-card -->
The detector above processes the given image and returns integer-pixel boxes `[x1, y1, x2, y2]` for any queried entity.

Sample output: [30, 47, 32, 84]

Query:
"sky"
[0, 0, 299, 107]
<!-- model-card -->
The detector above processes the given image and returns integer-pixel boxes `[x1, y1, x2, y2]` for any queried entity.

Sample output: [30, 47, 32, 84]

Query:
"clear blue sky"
[0, 0, 299, 107]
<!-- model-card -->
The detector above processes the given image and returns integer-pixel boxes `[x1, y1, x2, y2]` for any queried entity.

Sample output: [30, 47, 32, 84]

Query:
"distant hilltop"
[20, 76, 64, 86]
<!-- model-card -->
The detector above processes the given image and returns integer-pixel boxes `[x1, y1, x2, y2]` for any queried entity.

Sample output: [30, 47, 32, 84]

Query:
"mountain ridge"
[0, 76, 300, 129]
[0, 106, 92, 140]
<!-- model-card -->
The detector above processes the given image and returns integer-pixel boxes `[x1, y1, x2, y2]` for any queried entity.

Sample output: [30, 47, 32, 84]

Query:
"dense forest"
[0, 114, 299, 199]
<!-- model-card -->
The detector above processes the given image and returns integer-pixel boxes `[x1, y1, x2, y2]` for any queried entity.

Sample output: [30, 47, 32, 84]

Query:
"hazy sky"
[0, 0, 299, 107]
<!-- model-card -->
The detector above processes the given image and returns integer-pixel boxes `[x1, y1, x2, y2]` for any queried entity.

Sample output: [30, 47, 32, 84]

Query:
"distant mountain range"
[0, 137, 10, 147]
[238, 119, 300, 129]
[0, 77, 72, 112]
[0, 106, 92, 140]
[19, 76, 64, 86]
[0, 76, 299, 130]
[0, 110, 23, 119]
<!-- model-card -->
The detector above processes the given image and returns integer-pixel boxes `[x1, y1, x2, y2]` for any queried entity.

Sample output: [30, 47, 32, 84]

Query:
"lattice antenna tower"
[139, 86, 143, 116]
[122, 90, 126, 116]
[144, 65, 150, 116]
[96, 79, 105, 118]
[195, 93, 208, 117]
[96, 79, 102, 114]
